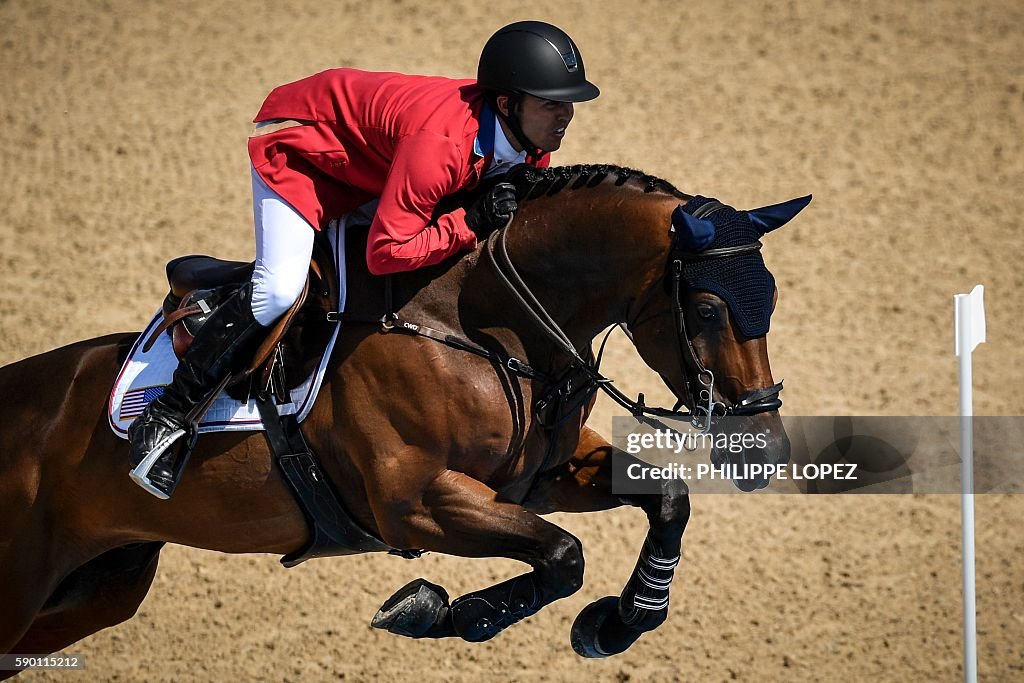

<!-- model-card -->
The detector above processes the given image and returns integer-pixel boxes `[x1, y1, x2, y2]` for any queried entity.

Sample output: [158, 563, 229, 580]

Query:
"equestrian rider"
[128, 21, 601, 498]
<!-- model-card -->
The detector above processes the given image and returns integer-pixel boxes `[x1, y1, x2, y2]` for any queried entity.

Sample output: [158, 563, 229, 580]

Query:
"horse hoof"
[371, 578, 451, 638]
[570, 596, 621, 658]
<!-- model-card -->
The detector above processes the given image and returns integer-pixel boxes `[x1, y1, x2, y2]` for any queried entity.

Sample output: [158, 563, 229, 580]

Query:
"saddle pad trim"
[107, 218, 349, 437]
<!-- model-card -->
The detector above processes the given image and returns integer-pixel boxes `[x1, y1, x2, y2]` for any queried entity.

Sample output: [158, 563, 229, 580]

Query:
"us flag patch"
[119, 386, 166, 421]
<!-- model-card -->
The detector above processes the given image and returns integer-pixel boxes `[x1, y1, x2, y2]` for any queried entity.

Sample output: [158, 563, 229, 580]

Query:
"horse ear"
[747, 195, 812, 234]
[671, 205, 716, 252]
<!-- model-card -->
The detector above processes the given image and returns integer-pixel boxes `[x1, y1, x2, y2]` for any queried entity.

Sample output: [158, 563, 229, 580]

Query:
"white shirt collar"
[485, 114, 527, 178]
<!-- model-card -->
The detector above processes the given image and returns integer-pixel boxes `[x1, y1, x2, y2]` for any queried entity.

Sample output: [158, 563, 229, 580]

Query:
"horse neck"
[500, 186, 677, 352]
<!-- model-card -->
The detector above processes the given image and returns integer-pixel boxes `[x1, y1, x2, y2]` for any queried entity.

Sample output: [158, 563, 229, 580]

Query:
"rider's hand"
[465, 182, 517, 235]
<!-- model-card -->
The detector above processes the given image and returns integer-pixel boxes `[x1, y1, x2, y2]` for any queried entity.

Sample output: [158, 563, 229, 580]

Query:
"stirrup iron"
[129, 428, 187, 500]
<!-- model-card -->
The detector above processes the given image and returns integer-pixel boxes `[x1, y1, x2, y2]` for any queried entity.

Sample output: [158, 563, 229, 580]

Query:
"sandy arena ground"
[2, 1, 1023, 681]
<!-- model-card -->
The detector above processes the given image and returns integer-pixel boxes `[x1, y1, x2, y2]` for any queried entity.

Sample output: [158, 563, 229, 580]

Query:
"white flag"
[954, 285, 986, 357]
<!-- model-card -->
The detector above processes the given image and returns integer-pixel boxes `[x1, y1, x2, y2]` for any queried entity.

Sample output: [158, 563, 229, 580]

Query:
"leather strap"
[142, 301, 206, 353]
[255, 396, 394, 567]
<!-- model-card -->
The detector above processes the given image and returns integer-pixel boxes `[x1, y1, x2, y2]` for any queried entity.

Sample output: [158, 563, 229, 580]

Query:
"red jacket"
[248, 69, 549, 275]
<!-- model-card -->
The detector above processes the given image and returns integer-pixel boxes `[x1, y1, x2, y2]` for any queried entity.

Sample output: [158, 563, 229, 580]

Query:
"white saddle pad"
[108, 218, 349, 439]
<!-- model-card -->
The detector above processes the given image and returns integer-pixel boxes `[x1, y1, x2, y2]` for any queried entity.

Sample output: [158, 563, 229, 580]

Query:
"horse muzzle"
[710, 411, 791, 492]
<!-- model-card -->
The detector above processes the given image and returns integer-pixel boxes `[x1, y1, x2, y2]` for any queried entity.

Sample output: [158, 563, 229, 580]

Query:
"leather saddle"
[147, 235, 339, 401]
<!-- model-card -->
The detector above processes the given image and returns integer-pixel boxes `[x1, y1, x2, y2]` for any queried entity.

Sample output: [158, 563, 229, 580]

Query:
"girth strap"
[255, 396, 395, 567]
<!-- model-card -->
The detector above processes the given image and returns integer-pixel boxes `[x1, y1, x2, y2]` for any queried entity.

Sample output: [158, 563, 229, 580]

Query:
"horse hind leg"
[0, 527, 66, 660]
[1, 543, 163, 681]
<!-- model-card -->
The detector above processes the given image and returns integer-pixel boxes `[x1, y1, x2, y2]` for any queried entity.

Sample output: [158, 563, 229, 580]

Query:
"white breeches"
[249, 166, 316, 327]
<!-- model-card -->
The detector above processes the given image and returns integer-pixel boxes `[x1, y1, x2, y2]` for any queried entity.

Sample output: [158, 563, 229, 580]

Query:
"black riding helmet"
[477, 21, 600, 102]
[478, 21, 600, 159]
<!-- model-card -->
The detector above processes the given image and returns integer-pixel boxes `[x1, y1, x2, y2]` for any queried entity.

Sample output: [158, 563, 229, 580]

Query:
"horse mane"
[432, 163, 689, 224]
[507, 163, 690, 202]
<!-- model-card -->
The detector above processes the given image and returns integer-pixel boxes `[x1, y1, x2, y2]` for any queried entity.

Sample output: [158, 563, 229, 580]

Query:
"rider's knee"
[250, 275, 305, 326]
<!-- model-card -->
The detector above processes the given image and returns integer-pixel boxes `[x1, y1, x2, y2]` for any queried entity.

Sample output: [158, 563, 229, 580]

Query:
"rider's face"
[498, 94, 574, 153]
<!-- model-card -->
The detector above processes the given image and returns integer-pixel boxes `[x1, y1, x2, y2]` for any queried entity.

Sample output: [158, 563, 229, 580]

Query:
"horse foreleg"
[368, 469, 584, 643]
[523, 426, 690, 658]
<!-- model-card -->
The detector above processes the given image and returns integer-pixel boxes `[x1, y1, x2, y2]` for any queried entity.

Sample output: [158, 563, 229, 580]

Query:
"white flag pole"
[954, 284, 985, 683]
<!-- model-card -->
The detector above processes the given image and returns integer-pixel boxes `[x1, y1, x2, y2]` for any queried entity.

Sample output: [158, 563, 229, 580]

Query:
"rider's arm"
[366, 131, 478, 276]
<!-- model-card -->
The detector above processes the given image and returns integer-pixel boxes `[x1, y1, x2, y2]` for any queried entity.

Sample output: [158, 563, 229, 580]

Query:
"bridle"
[483, 198, 783, 432]
[654, 199, 784, 429]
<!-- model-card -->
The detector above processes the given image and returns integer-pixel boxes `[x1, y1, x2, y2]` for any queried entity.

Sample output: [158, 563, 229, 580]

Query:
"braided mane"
[508, 164, 690, 202]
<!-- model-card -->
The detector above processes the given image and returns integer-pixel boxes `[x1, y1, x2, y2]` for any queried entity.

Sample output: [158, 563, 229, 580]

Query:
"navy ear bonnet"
[671, 194, 810, 338]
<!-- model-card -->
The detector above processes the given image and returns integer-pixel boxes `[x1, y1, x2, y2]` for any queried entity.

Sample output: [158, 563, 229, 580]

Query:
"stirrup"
[128, 374, 229, 499]
[128, 428, 187, 500]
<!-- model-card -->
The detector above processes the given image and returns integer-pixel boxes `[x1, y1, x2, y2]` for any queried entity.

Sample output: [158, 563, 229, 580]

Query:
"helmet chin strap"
[494, 96, 544, 164]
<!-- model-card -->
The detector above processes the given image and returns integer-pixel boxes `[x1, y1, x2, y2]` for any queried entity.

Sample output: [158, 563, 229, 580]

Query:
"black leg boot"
[128, 284, 265, 499]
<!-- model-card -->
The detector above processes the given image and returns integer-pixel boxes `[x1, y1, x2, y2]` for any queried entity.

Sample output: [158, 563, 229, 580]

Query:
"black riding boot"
[128, 284, 265, 499]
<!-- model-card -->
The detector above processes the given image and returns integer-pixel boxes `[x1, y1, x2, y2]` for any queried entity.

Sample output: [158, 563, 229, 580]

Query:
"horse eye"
[696, 303, 719, 321]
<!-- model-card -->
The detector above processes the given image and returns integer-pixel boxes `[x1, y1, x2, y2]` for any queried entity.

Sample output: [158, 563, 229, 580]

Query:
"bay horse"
[0, 164, 807, 672]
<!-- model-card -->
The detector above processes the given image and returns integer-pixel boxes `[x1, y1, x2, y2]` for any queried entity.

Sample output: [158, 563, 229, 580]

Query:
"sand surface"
[2, 1, 1022, 681]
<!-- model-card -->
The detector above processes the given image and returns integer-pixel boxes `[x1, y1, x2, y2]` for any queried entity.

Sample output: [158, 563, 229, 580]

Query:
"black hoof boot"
[371, 579, 454, 638]
[447, 573, 541, 643]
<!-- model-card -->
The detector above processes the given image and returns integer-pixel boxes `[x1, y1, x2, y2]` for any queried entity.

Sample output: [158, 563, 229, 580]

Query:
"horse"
[0, 163, 807, 673]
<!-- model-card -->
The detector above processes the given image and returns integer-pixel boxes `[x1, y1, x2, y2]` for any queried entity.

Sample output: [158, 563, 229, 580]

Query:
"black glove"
[465, 182, 517, 234]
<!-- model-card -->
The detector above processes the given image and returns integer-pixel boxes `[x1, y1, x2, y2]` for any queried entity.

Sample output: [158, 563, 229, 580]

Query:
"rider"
[128, 20, 601, 498]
